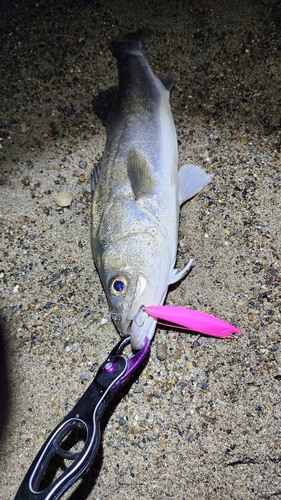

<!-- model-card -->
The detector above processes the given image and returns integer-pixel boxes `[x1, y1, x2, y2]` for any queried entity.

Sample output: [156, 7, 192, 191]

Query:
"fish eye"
[109, 275, 127, 296]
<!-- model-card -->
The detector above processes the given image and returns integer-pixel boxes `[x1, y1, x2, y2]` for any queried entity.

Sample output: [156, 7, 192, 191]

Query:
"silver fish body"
[91, 31, 211, 349]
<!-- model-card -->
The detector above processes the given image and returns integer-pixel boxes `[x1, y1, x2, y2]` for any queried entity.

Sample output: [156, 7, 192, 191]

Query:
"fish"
[91, 30, 211, 350]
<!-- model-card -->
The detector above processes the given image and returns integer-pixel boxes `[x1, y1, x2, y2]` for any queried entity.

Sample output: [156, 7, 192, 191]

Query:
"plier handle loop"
[15, 336, 150, 500]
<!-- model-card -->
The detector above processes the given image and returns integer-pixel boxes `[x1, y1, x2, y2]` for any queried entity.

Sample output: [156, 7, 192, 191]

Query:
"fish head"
[98, 233, 170, 350]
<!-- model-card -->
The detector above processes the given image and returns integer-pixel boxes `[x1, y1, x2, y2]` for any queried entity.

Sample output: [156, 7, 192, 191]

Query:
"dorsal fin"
[127, 148, 156, 200]
[92, 86, 118, 125]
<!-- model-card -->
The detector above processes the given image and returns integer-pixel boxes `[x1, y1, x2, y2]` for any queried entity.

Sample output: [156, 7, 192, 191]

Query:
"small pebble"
[176, 343, 184, 351]
[159, 439, 167, 450]
[80, 374, 91, 381]
[62, 105, 72, 117]
[78, 160, 87, 169]
[248, 313, 253, 321]
[190, 106, 199, 116]
[54, 191, 72, 207]
[78, 174, 86, 184]
[42, 206, 50, 215]
[133, 383, 143, 393]
[64, 340, 72, 351]
[0, 118, 11, 128]
[21, 176, 31, 186]
[156, 341, 167, 361]
[118, 475, 126, 486]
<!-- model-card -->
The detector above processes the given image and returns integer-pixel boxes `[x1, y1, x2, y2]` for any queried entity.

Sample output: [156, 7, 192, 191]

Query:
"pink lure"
[145, 305, 241, 337]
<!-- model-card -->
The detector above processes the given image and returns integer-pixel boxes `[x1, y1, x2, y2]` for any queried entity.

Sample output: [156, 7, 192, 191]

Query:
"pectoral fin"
[127, 148, 156, 200]
[178, 164, 212, 205]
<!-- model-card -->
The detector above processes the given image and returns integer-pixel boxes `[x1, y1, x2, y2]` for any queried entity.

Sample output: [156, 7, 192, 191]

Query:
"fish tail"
[110, 29, 148, 58]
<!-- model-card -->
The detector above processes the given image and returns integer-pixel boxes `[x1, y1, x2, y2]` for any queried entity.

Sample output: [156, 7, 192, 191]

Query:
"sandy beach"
[1, 1, 281, 498]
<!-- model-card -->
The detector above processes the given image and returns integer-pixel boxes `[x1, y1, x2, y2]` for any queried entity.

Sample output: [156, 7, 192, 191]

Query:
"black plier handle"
[14, 336, 150, 500]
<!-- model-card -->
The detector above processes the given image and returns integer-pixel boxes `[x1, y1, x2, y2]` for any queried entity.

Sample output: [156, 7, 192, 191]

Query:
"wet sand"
[1, 1, 281, 498]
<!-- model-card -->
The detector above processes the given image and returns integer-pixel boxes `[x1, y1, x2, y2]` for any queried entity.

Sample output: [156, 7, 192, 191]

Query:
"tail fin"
[110, 29, 148, 58]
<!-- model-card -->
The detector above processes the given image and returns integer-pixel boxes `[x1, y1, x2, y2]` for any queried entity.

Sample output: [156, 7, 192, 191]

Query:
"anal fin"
[168, 259, 194, 285]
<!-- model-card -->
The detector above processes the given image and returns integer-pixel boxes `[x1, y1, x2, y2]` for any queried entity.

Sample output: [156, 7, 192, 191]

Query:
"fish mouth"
[123, 305, 146, 335]
[126, 306, 157, 350]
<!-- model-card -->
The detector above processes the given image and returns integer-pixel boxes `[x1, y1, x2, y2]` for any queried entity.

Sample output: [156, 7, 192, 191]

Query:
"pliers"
[14, 336, 150, 500]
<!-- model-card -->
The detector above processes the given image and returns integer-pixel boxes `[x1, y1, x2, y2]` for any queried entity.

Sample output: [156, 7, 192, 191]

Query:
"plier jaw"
[14, 336, 150, 500]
